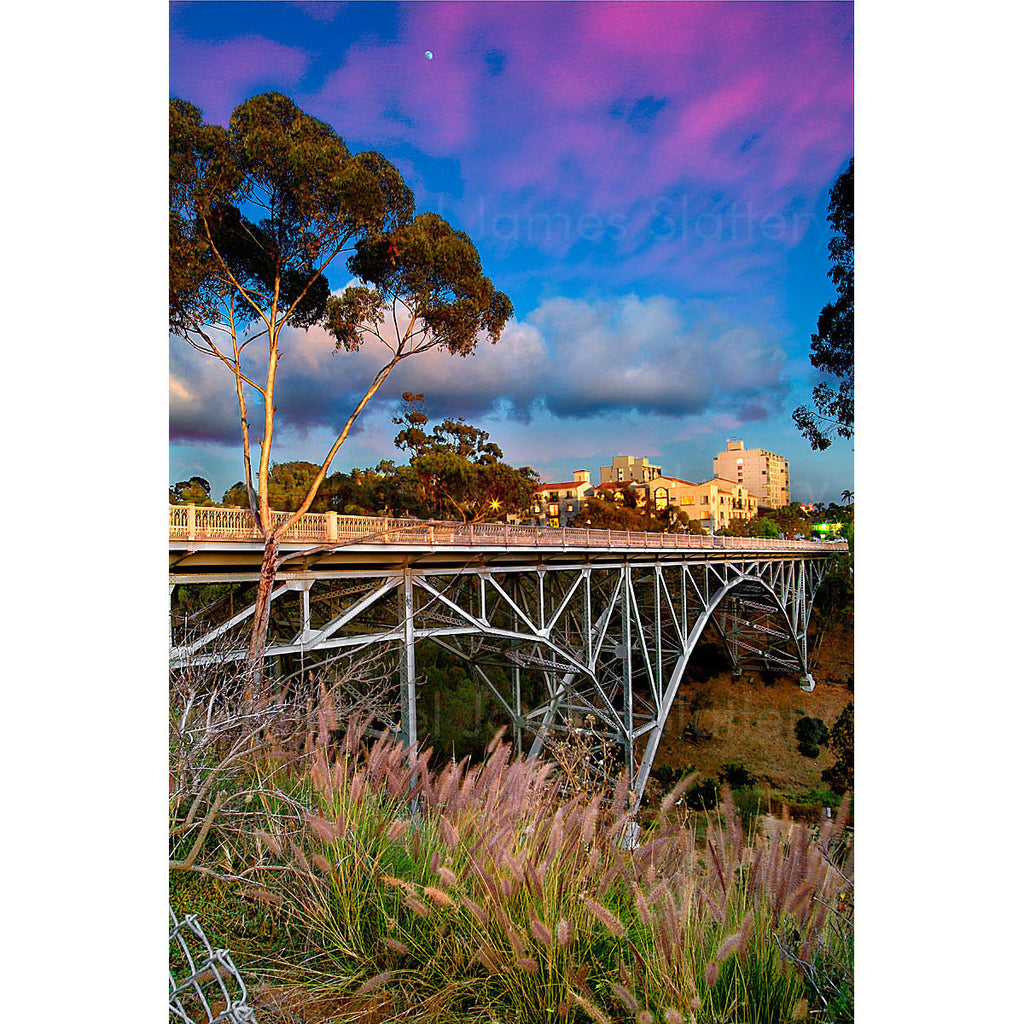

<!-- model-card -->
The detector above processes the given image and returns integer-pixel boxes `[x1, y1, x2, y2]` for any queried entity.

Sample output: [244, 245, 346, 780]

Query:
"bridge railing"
[170, 505, 847, 554]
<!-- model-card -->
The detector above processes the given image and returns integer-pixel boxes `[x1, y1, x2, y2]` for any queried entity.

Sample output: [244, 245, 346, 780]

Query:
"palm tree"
[841, 489, 854, 506]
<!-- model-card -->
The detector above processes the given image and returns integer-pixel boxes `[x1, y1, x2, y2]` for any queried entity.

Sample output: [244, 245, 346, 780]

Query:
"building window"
[653, 487, 669, 510]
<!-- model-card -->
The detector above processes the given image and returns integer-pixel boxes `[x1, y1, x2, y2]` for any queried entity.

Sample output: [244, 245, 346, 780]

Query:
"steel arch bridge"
[170, 507, 846, 805]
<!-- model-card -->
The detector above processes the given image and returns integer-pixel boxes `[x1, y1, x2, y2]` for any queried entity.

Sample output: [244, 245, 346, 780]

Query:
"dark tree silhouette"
[794, 159, 853, 450]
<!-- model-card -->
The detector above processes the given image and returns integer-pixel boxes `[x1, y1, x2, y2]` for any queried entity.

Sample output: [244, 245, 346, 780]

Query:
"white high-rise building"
[712, 440, 790, 510]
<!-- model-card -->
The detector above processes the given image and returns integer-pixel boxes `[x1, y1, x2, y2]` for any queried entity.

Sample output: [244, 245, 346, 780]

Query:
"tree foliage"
[794, 158, 853, 450]
[393, 392, 503, 464]
[821, 702, 854, 793]
[748, 517, 781, 539]
[581, 493, 678, 533]
[331, 215, 514, 359]
[170, 476, 215, 506]
[390, 393, 535, 522]
[742, 503, 809, 539]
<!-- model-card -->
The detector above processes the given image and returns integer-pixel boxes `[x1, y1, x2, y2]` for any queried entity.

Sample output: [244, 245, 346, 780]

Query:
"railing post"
[186, 504, 196, 541]
[469, 523, 475, 545]
[504, 522, 509, 545]
[326, 511, 338, 542]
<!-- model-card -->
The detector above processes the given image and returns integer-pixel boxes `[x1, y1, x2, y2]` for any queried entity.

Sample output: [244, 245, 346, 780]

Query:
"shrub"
[686, 775, 720, 810]
[718, 762, 756, 789]
[650, 764, 685, 787]
[795, 716, 830, 758]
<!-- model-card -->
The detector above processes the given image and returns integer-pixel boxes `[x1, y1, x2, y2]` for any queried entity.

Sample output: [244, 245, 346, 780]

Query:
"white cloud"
[169, 293, 790, 445]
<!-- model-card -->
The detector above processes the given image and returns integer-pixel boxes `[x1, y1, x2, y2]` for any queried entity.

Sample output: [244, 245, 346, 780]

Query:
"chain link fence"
[169, 905, 258, 1023]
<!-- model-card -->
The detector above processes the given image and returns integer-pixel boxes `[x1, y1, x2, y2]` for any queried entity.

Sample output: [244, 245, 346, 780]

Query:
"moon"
[424, 50, 433, 60]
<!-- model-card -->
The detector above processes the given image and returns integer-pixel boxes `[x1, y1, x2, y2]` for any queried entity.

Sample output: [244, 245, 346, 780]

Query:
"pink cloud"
[337, 2, 851, 214]
[170, 32, 312, 124]
[171, 2, 850, 297]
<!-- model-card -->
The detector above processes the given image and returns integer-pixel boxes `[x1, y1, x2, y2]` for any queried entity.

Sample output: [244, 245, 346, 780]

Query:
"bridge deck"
[170, 505, 847, 580]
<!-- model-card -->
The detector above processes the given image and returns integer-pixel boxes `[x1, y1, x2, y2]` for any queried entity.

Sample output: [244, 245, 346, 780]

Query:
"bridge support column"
[399, 568, 418, 749]
[799, 673, 816, 692]
[622, 566, 634, 787]
[514, 666, 522, 756]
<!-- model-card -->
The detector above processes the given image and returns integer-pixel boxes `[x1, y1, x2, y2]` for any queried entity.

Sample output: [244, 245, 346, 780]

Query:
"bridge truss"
[171, 522, 839, 806]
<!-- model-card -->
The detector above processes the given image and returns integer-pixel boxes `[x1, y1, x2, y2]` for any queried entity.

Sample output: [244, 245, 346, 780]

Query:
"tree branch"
[174, 790, 227, 870]
[200, 212, 274, 334]
[275, 354, 404, 535]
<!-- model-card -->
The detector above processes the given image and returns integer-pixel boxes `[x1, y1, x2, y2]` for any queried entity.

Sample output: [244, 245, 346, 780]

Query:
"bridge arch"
[630, 570, 819, 806]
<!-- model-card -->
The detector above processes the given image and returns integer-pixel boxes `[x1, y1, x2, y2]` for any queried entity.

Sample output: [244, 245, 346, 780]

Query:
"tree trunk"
[245, 533, 281, 700]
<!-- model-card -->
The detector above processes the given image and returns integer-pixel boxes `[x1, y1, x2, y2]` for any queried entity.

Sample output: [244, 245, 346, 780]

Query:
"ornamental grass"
[239, 722, 853, 1023]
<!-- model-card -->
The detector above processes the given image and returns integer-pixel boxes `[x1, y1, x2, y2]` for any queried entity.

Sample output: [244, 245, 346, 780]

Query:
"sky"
[169, 0, 854, 504]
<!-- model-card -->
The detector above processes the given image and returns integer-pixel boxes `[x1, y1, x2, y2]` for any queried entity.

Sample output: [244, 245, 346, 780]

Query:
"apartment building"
[712, 440, 790, 510]
[642, 475, 698, 513]
[641, 474, 758, 532]
[532, 470, 593, 527]
[599, 454, 663, 485]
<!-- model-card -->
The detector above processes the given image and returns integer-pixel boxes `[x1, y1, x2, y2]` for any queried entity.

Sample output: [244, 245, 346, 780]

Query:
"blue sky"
[169, 1, 854, 503]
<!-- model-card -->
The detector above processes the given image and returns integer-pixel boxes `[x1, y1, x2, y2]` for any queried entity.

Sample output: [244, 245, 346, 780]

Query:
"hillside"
[652, 612, 854, 793]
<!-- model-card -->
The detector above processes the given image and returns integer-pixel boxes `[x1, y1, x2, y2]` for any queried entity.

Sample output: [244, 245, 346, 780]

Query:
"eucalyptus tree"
[170, 93, 513, 673]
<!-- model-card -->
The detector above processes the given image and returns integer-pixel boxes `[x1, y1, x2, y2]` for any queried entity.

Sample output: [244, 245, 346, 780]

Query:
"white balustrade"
[169, 505, 846, 555]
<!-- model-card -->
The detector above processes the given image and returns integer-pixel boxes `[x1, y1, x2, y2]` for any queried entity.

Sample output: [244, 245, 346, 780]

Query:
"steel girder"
[169, 552, 831, 807]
